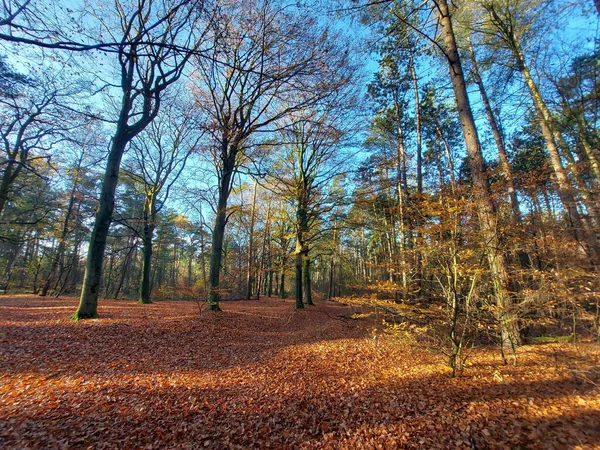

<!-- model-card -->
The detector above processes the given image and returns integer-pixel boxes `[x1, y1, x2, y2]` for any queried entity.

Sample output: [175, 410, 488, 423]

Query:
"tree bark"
[295, 189, 309, 309]
[268, 270, 274, 297]
[74, 132, 128, 319]
[279, 253, 287, 299]
[139, 222, 155, 304]
[207, 152, 236, 310]
[395, 121, 408, 301]
[303, 251, 313, 305]
[0, 159, 18, 217]
[409, 47, 423, 292]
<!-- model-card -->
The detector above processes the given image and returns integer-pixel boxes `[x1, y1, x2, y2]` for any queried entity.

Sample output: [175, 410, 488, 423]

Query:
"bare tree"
[0, 64, 81, 217]
[73, 0, 207, 319]
[124, 93, 203, 304]
[194, 0, 354, 310]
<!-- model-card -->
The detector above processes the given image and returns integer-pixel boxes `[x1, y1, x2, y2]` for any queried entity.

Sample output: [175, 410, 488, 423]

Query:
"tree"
[465, 31, 523, 223]
[125, 94, 202, 304]
[364, 0, 426, 290]
[366, 53, 415, 296]
[0, 62, 81, 218]
[194, 0, 354, 310]
[435, 0, 521, 353]
[73, 0, 206, 319]
[266, 93, 356, 308]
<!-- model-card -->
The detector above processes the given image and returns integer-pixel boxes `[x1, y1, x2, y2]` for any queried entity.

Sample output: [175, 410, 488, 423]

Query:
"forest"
[1, 0, 600, 448]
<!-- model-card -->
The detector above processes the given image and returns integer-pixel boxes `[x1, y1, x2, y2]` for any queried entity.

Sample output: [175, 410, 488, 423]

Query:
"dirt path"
[1, 295, 599, 449]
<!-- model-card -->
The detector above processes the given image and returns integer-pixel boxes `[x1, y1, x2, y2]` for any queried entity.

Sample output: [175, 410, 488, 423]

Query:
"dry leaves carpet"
[0, 295, 599, 449]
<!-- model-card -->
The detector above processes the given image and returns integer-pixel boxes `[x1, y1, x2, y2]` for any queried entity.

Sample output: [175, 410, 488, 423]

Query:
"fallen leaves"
[0, 295, 599, 449]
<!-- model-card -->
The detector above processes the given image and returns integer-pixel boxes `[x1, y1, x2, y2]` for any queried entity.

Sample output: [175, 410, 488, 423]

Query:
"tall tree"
[269, 100, 356, 309]
[435, 0, 521, 352]
[74, 0, 205, 319]
[194, 0, 354, 310]
[480, 0, 600, 262]
[124, 94, 202, 304]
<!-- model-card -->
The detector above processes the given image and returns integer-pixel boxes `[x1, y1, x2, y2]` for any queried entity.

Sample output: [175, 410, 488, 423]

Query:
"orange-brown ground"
[0, 295, 599, 449]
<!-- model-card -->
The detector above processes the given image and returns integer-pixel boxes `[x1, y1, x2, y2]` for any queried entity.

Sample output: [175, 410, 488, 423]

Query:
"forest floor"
[0, 295, 599, 449]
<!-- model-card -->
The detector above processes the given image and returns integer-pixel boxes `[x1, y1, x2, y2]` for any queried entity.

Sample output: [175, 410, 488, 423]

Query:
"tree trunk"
[295, 192, 309, 309]
[394, 119, 408, 301]
[74, 132, 128, 319]
[0, 158, 20, 218]
[139, 222, 155, 304]
[268, 270, 273, 297]
[279, 254, 287, 299]
[437, 0, 521, 352]
[303, 251, 313, 305]
[207, 156, 235, 310]
[327, 255, 335, 301]
[409, 48, 423, 294]
[294, 242, 303, 309]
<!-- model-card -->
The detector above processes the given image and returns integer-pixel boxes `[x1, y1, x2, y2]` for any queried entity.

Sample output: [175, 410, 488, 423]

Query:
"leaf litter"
[0, 295, 599, 449]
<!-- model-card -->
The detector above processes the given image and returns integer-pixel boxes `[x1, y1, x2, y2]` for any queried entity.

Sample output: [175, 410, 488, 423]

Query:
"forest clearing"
[1, 295, 599, 449]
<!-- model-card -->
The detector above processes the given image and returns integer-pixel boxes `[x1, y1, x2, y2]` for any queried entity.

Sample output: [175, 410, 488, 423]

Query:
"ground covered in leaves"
[0, 295, 599, 449]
